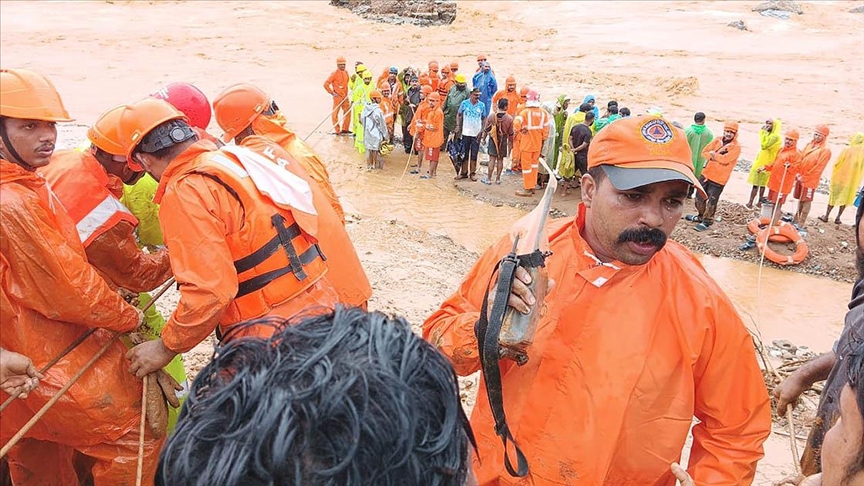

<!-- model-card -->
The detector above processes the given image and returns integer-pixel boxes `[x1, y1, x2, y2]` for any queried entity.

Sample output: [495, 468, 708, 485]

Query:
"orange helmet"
[87, 105, 127, 156]
[117, 98, 187, 159]
[212, 83, 270, 143]
[369, 90, 382, 101]
[441, 65, 451, 74]
[519, 86, 530, 97]
[506, 75, 516, 85]
[0, 68, 72, 122]
[151, 82, 211, 130]
[450, 61, 459, 70]
[429, 61, 439, 71]
[427, 92, 441, 102]
[421, 85, 433, 95]
[336, 56, 346, 64]
[476, 54, 487, 62]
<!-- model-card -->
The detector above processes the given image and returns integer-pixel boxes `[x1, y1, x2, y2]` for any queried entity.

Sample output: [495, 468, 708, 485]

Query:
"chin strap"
[0, 120, 33, 170]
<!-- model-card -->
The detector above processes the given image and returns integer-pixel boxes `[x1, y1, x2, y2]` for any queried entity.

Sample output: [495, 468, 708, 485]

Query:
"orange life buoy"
[747, 217, 793, 243]
[756, 224, 808, 266]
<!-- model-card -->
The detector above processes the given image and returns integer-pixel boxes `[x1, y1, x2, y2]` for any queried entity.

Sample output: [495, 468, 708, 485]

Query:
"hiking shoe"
[684, 214, 702, 222]
[515, 189, 535, 197]
[739, 240, 756, 251]
[694, 223, 711, 232]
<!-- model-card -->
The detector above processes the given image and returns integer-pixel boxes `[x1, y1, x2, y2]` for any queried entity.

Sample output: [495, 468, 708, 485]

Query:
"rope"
[136, 374, 148, 486]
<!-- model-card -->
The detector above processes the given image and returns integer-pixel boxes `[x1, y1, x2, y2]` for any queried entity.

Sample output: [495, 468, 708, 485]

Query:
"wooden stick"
[0, 335, 118, 458]
[0, 277, 175, 411]
[136, 374, 148, 486]
[786, 408, 802, 475]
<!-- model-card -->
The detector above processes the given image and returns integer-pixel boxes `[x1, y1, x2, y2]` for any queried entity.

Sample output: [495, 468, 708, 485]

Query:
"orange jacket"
[491, 89, 521, 117]
[765, 146, 802, 195]
[250, 116, 345, 223]
[240, 135, 372, 308]
[514, 106, 550, 153]
[798, 142, 832, 189]
[0, 159, 143, 446]
[154, 141, 341, 352]
[438, 78, 454, 99]
[421, 107, 445, 148]
[423, 205, 770, 486]
[40, 149, 172, 292]
[323, 69, 350, 100]
[700, 136, 742, 185]
[379, 98, 395, 133]
[411, 102, 431, 138]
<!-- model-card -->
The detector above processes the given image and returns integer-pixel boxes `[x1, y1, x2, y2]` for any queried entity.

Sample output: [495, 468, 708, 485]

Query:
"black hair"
[157, 306, 474, 486]
[694, 112, 706, 123]
[587, 166, 605, 182]
[619, 107, 630, 117]
[609, 105, 619, 115]
[844, 342, 864, 482]
[579, 102, 592, 113]
[607, 100, 618, 108]
[585, 111, 596, 122]
[497, 98, 509, 110]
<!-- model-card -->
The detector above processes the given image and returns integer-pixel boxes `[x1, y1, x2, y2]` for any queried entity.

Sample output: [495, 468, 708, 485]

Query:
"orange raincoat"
[764, 134, 801, 196]
[324, 68, 351, 133]
[514, 106, 550, 190]
[421, 106, 445, 149]
[0, 159, 159, 484]
[798, 138, 832, 190]
[154, 141, 341, 352]
[411, 101, 431, 139]
[700, 127, 742, 186]
[492, 89, 521, 118]
[250, 115, 345, 223]
[423, 204, 771, 485]
[239, 135, 372, 308]
[40, 149, 172, 292]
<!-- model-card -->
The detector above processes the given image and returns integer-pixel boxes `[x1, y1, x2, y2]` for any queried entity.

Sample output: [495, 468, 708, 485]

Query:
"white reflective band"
[210, 154, 250, 178]
[522, 169, 532, 174]
[76, 196, 133, 243]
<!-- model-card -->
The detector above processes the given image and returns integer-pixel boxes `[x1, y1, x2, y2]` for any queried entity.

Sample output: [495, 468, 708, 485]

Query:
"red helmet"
[151, 82, 211, 130]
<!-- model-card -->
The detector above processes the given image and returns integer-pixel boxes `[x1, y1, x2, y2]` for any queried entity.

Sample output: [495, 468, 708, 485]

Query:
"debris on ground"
[329, 0, 457, 26]
[728, 20, 750, 31]
[752, 1, 804, 15]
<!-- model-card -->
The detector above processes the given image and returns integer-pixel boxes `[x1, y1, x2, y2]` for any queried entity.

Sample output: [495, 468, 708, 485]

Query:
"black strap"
[475, 236, 530, 478]
[235, 243, 323, 298]
[272, 214, 309, 281]
[233, 222, 302, 273]
[517, 249, 551, 269]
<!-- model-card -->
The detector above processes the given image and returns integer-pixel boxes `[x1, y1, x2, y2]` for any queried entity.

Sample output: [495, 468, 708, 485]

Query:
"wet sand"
[3, 1, 862, 483]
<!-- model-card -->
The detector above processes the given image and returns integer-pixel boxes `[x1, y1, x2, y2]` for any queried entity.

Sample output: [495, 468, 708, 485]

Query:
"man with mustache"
[424, 116, 770, 485]
[773, 188, 864, 478]
[0, 68, 158, 483]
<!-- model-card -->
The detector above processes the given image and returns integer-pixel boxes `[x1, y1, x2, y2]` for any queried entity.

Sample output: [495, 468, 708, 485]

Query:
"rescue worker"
[349, 63, 368, 135]
[211, 83, 370, 297]
[491, 76, 521, 118]
[442, 73, 469, 151]
[423, 115, 771, 485]
[401, 75, 421, 154]
[427, 61, 440, 92]
[687, 121, 742, 231]
[410, 85, 433, 174]
[513, 90, 550, 197]
[419, 92, 444, 179]
[450, 61, 459, 76]
[759, 129, 802, 226]
[746, 118, 783, 209]
[214, 83, 345, 224]
[0, 348, 41, 399]
[508, 86, 531, 175]
[684, 111, 714, 197]
[323, 56, 351, 135]
[151, 81, 221, 146]
[794, 125, 832, 227]
[40, 105, 190, 429]
[822, 132, 864, 224]
[438, 64, 454, 100]
[377, 81, 395, 143]
[0, 68, 159, 484]
[117, 98, 344, 378]
[353, 70, 375, 154]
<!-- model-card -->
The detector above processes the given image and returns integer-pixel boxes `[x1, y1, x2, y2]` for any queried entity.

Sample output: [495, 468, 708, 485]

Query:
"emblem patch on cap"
[641, 119, 674, 144]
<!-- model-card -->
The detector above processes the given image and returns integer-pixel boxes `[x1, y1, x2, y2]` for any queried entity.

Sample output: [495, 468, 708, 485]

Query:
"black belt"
[234, 214, 326, 298]
[475, 236, 530, 478]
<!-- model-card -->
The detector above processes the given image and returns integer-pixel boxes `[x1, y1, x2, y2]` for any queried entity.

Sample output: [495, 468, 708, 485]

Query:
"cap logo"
[641, 119, 673, 144]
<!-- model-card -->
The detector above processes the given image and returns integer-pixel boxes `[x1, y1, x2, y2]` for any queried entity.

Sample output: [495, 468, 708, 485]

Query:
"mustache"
[37, 143, 55, 152]
[617, 227, 667, 249]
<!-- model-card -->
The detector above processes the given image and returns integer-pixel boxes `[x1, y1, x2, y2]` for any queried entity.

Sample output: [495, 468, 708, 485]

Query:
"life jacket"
[191, 147, 328, 326]
[40, 149, 136, 246]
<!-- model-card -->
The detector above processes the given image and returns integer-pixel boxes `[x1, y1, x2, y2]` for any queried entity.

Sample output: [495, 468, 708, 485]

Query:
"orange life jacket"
[40, 149, 136, 246]
[192, 149, 329, 327]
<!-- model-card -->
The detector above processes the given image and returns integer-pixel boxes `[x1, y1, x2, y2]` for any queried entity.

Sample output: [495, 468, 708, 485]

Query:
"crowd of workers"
[324, 55, 864, 232]
[1, 64, 862, 486]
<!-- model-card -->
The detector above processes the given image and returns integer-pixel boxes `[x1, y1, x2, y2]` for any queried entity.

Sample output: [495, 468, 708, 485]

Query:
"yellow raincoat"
[352, 78, 374, 154]
[828, 132, 864, 206]
[747, 118, 782, 186]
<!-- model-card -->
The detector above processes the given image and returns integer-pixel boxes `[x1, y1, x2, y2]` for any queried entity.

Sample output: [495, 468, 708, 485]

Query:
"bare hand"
[671, 462, 694, 486]
[775, 473, 807, 485]
[0, 349, 43, 398]
[486, 266, 555, 318]
[773, 375, 807, 416]
[126, 339, 177, 379]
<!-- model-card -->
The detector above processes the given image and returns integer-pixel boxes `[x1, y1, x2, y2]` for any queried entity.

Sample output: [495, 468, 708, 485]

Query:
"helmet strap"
[0, 120, 33, 170]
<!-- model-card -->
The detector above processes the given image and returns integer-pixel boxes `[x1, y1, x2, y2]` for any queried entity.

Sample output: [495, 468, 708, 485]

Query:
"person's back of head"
[157, 306, 474, 486]
[694, 112, 706, 124]
[497, 98, 509, 112]
[585, 111, 596, 123]
[609, 105, 619, 115]
[619, 107, 630, 117]
[579, 102, 592, 113]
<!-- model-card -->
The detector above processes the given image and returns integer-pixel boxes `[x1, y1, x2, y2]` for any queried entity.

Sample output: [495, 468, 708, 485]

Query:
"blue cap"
[389, 66, 398, 74]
